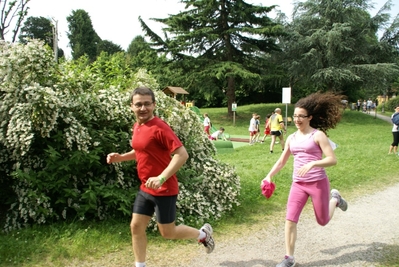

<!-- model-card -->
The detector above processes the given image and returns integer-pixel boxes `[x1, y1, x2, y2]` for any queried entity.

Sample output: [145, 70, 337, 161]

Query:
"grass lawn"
[1, 104, 398, 267]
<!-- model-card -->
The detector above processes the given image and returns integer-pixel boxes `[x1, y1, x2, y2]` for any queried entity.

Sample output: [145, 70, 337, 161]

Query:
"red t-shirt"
[131, 117, 183, 196]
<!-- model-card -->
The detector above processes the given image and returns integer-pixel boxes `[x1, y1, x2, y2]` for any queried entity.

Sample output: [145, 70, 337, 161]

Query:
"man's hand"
[145, 177, 162, 189]
[106, 153, 120, 164]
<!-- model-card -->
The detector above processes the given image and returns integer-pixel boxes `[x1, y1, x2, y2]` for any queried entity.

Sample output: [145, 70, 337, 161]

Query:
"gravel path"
[183, 183, 399, 267]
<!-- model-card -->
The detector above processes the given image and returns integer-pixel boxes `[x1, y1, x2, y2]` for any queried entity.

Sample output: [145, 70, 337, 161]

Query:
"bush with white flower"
[0, 40, 240, 231]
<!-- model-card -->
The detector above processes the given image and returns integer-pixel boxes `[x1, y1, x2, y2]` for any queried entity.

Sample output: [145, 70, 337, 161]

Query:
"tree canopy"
[97, 39, 123, 55]
[18, 16, 64, 59]
[67, 9, 101, 61]
[140, 0, 285, 115]
[279, 0, 399, 100]
[19, 16, 52, 45]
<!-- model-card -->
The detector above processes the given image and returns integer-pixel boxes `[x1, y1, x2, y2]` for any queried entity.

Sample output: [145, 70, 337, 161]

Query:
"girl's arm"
[313, 131, 337, 167]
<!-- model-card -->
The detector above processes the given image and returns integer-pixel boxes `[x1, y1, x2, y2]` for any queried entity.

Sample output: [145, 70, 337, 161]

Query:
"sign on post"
[232, 102, 237, 111]
[282, 87, 291, 127]
[282, 87, 291, 104]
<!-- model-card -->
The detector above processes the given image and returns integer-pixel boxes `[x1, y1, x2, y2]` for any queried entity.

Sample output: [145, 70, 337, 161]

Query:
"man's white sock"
[198, 229, 206, 240]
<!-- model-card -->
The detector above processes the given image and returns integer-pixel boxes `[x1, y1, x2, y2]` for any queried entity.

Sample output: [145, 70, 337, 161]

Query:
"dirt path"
[182, 183, 399, 267]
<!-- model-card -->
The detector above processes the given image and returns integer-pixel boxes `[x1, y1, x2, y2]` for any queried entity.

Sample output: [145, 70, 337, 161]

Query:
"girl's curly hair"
[295, 92, 342, 134]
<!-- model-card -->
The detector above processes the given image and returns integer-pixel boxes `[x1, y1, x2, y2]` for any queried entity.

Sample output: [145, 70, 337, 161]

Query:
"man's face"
[131, 94, 155, 124]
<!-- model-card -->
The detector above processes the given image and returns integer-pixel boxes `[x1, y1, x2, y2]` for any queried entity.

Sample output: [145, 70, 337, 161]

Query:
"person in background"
[248, 113, 257, 145]
[267, 108, 286, 153]
[210, 127, 227, 141]
[107, 87, 215, 267]
[388, 105, 399, 154]
[366, 98, 373, 114]
[341, 99, 348, 110]
[254, 115, 261, 143]
[203, 113, 211, 138]
[356, 99, 361, 111]
[261, 113, 272, 143]
[261, 92, 348, 267]
[362, 100, 367, 112]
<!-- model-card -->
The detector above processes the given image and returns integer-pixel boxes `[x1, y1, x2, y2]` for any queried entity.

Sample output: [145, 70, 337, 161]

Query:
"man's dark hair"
[130, 87, 155, 103]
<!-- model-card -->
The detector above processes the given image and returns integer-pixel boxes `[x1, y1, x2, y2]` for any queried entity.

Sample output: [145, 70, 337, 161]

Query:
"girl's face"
[293, 107, 312, 129]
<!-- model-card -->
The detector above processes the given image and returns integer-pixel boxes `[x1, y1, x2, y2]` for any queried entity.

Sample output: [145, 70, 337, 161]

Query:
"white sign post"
[232, 102, 237, 126]
[282, 87, 291, 126]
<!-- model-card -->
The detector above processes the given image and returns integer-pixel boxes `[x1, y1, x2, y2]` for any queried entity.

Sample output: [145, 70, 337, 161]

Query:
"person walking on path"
[106, 87, 214, 267]
[267, 108, 286, 153]
[261, 92, 348, 267]
[366, 98, 373, 114]
[388, 105, 399, 154]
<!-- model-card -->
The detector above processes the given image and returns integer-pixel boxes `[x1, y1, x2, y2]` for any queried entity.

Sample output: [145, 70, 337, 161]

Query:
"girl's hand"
[296, 162, 314, 177]
[261, 175, 271, 186]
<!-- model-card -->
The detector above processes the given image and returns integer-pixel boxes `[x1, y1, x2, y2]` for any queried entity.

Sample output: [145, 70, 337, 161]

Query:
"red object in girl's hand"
[261, 180, 276, 199]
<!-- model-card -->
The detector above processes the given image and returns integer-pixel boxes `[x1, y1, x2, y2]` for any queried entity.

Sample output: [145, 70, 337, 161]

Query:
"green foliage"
[379, 1, 399, 52]
[127, 35, 151, 57]
[97, 40, 124, 55]
[0, 39, 240, 231]
[279, 0, 399, 99]
[0, 40, 137, 230]
[90, 51, 134, 89]
[386, 97, 399, 111]
[66, 9, 101, 61]
[19, 16, 53, 46]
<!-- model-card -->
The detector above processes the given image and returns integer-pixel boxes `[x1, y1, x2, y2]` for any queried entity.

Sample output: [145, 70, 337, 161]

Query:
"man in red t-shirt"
[107, 87, 214, 267]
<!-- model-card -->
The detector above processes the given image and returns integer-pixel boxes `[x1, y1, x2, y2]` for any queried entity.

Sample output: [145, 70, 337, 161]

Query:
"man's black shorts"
[271, 130, 282, 136]
[133, 190, 177, 224]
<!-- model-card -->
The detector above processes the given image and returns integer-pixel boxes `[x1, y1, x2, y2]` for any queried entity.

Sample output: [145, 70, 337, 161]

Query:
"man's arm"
[145, 146, 189, 189]
[159, 146, 189, 179]
[107, 149, 136, 164]
[280, 121, 286, 131]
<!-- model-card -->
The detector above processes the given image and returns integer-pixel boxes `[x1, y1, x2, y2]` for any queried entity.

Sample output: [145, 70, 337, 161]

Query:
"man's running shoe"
[199, 223, 215, 254]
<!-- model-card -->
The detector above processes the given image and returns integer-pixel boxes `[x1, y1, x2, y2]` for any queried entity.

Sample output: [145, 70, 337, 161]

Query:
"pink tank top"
[289, 129, 327, 182]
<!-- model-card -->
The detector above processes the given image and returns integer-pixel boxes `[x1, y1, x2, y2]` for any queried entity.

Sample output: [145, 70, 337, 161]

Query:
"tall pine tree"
[67, 9, 100, 61]
[140, 0, 285, 114]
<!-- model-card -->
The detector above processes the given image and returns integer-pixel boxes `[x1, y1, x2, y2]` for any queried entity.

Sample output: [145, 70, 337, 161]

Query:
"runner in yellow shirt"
[267, 108, 286, 153]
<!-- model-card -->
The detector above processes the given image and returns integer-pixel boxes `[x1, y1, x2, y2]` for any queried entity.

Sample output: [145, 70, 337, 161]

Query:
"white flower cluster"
[0, 40, 240, 231]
